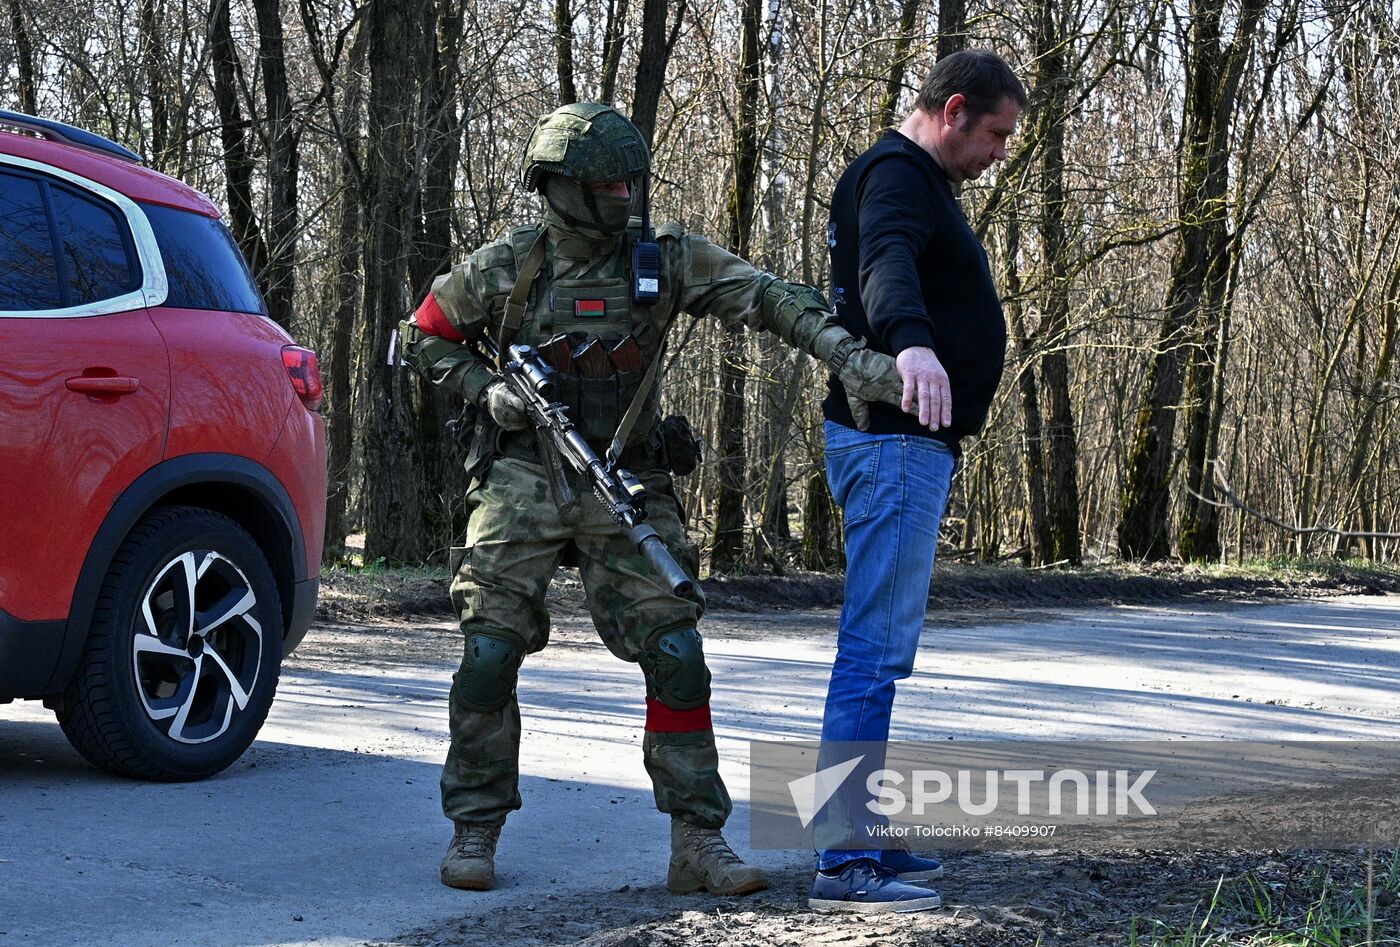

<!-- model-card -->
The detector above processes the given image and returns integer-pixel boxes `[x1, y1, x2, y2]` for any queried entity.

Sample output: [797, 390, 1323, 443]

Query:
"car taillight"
[282, 345, 324, 411]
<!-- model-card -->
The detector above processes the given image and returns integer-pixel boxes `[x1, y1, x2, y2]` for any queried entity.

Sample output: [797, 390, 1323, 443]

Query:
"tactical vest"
[500, 221, 673, 447]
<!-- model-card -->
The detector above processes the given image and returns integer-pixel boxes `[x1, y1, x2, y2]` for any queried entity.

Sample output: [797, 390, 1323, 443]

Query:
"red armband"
[414, 293, 467, 343]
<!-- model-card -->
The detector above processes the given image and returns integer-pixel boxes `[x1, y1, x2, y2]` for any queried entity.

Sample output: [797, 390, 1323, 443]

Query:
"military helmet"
[520, 103, 650, 191]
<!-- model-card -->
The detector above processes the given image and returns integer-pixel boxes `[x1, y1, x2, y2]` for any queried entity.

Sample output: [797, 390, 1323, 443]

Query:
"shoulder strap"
[607, 310, 676, 468]
[497, 227, 548, 366]
[607, 224, 682, 466]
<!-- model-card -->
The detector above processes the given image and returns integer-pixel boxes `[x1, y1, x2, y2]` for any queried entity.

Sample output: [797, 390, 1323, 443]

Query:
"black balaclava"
[542, 175, 634, 244]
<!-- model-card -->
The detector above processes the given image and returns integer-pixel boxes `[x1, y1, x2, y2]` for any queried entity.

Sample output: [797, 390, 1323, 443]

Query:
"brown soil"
[385, 849, 1398, 947]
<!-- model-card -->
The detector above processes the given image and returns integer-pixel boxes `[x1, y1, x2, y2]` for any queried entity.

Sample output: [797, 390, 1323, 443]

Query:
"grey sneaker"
[440, 822, 500, 890]
[667, 821, 770, 895]
[878, 841, 944, 882]
[808, 858, 942, 913]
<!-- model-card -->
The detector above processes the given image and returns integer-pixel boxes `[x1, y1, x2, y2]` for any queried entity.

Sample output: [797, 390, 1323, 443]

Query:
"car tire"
[57, 506, 283, 780]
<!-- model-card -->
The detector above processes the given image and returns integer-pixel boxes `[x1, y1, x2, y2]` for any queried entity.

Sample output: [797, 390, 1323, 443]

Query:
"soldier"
[399, 103, 908, 895]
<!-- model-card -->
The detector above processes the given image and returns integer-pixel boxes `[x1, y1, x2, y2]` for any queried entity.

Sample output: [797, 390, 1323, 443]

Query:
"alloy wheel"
[133, 549, 264, 744]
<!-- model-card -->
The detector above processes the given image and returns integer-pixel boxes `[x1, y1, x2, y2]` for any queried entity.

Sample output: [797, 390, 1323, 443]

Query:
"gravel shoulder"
[316, 558, 1400, 625]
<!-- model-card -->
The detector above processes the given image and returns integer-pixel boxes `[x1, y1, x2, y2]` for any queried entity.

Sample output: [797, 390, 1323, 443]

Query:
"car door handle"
[66, 375, 141, 395]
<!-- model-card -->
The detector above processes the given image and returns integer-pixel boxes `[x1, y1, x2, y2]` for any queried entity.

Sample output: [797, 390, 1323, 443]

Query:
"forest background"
[4, 0, 1398, 576]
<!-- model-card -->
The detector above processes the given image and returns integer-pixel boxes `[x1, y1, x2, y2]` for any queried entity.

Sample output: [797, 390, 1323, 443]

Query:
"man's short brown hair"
[915, 49, 1028, 120]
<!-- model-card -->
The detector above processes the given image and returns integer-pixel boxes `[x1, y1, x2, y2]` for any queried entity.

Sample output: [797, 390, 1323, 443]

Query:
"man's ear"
[943, 93, 967, 128]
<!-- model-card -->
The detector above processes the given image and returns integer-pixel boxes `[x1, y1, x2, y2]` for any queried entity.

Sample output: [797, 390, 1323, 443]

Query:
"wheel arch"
[44, 453, 312, 695]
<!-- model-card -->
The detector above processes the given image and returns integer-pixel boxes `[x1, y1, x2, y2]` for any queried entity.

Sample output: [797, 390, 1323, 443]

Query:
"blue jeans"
[814, 420, 955, 869]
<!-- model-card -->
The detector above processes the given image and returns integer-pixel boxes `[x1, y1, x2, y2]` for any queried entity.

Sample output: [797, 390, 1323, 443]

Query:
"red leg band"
[645, 697, 713, 733]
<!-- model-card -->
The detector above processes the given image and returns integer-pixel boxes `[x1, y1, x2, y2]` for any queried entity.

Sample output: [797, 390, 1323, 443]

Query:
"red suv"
[0, 111, 326, 780]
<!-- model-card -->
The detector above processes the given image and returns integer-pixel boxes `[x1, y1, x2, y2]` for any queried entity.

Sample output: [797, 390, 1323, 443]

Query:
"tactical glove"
[757, 280, 910, 429]
[835, 345, 906, 431]
[483, 379, 530, 431]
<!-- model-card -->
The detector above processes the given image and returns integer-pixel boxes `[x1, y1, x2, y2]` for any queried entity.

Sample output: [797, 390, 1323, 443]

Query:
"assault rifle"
[475, 336, 696, 600]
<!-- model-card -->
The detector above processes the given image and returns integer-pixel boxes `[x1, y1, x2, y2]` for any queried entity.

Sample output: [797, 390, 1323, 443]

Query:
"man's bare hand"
[896, 346, 951, 431]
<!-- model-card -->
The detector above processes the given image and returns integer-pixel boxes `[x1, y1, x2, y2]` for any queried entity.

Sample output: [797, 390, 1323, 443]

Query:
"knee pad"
[457, 632, 524, 712]
[640, 626, 711, 710]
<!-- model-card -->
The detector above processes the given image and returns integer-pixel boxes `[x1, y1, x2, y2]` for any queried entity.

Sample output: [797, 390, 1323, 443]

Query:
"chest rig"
[498, 221, 670, 448]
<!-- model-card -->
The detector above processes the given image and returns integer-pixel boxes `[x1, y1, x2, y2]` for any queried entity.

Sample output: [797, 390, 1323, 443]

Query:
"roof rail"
[0, 109, 144, 164]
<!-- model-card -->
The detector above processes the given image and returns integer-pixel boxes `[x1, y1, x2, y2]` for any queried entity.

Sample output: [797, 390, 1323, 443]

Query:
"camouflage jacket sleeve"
[661, 225, 858, 370]
[398, 242, 514, 404]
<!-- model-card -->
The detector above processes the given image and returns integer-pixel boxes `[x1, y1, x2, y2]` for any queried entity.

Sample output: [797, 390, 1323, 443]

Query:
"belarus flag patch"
[575, 299, 606, 318]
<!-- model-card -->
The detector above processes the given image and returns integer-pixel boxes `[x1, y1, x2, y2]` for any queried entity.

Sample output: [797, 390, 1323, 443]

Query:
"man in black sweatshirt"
[808, 50, 1026, 914]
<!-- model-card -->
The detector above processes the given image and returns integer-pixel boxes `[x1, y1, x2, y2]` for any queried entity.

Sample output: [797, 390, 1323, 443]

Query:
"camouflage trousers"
[441, 453, 732, 830]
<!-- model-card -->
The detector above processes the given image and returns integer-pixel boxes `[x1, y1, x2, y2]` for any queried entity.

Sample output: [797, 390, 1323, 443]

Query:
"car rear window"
[0, 170, 66, 310]
[139, 202, 266, 315]
[49, 183, 141, 304]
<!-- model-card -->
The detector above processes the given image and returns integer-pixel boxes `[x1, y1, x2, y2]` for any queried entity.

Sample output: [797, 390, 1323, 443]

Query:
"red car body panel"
[0, 310, 170, 621]
[150, 307, 294, 464]
[267, 402, 328, 572]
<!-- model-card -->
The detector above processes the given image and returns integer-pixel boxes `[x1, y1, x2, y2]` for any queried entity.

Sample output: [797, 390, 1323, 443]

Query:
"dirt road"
[2, 595, 1397, 945]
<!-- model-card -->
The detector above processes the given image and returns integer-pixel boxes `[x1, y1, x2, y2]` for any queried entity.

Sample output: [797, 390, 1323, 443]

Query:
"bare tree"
[554, 0, 577, 104]
[710, 0, 763, 571]
[250, 0, 301, 329]
[7, 0, 38, 113]
[361, 0, 430, 564]
[209, 0, 269, 280]
[630, 0, 684, 148]
[13, 0, 1399, 572]
[598, 0, 628, 102]
[1118, 0, 1266, 560]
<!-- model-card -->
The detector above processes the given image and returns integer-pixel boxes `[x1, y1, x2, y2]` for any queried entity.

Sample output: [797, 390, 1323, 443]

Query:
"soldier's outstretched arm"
[669, 230, 907, 430]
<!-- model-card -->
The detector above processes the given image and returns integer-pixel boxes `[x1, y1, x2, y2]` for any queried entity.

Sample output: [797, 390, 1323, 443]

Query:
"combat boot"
[440, 821, 500, 890]
[667, 821, 769, 896]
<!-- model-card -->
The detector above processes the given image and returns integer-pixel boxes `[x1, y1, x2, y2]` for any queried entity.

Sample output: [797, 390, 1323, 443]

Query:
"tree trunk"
[138, 0, 168, 162]
[209, 0, 269, 281]
[630, 0, 682, 148]
[1033, 0, 1081, 564]
[876, 0, 921, 131]
[554, 0, 577, 105]
[412, 1, 469, 559]
[410, 2, 463, 297]
[251, 0, 300, 330]
[362, 0, 427, 564]
[800, 461, 840, 571]
[936, 0, 967, 59]
[1176, 262, 1231, 560]
[1005, 216, 1053, 563]
[1118, 0, 1263, 560]
[754, 353, 806, 570]
[599, 0, 629, 103]
[8, 0, 37, 114]
[323, 162, 363, 565]
[322, 25, 369, 565]
[711, 0, 763, 572]
[1179, 1, 1301, 561]
[1339, 250, 1400, 550]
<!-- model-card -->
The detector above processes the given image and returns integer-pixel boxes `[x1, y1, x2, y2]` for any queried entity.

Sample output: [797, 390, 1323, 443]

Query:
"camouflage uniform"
[400, 103, 906, 890]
